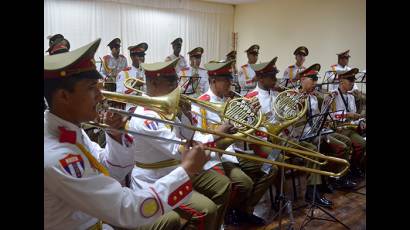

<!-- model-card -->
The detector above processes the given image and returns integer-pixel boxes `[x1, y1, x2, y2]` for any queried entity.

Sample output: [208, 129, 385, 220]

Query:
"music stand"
[298, 111, 350, 230]
[180, 75, 201, 95]
[269, 126, 298, 230]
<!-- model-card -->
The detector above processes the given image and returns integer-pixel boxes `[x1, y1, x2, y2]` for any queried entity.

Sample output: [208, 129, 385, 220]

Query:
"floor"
[225, 173, 366, 230]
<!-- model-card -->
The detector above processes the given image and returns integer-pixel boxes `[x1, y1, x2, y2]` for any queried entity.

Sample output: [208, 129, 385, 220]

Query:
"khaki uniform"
[128, 104, 231, 230]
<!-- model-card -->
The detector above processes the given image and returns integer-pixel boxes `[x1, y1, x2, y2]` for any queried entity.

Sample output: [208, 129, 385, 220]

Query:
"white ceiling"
[200, 0, 260, 5]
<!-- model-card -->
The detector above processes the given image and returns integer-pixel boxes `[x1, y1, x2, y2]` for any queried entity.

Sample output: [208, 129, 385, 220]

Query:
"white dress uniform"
[238, 63, 256, 93]
[44, 111, 193, 230]
[243, 85, 281, 160]
[101, 54, 128, 78]
[330, 88, 357, 122]
[191, 89, 239, 169]
[281, 64, 306, 89]
[165, 54, 188, 74]
[326, 64, 359, 92]
[245, 85, 278, 122]
[128, 102, 214, 188]
[116, 65, 146, 110]
[178, 66, 209, 97]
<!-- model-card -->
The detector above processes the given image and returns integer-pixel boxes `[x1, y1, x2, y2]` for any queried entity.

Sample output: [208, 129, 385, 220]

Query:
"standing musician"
[238, 44, 259, 94]
[192, 60, 268, 227]
[116, 42, 148, 111]
[165, 37, 188, 74]
[330, 68, 366, 178]
[281, 46, 308, 89]
[44, 39, 210, 230]
[101, 38, 128, 92]
[178, 47, 209, 97]
[127, 59, 233, 230]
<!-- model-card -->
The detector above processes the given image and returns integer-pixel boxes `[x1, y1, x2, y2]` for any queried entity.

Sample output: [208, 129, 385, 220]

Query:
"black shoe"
[235, 209, 266, 226]
[224, 209, 241, 226]
[305, 185, 333, 208]
[333, 177, 357, 190]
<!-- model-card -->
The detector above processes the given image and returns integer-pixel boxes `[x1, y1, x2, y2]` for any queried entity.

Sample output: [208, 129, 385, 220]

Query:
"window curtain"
[44, 0, 235, 67]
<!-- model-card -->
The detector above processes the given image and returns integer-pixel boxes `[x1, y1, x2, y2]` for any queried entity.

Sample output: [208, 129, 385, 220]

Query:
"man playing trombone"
[126, 59, 233, 230]
[44, 39, 210, 230]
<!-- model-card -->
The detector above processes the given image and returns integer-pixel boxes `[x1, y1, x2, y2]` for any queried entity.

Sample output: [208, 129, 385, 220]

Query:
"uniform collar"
[295, 63, 304, 68]
[131, 65, 139, 71]
[206, 89, 225, 103]
[255, 84, 272, 96]
[44, 110, 83, 144]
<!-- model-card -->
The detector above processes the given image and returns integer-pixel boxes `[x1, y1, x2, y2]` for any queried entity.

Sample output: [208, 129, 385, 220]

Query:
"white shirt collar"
[205, 89, 225, 103]
[255, 84, 272, 96]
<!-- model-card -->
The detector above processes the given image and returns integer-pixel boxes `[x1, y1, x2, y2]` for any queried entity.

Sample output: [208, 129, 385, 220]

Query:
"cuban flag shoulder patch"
[144, 120, 159, 130]
[59, 153, 85, 178]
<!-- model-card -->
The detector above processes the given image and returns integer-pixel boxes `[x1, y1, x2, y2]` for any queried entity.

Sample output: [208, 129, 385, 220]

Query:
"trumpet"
[99, 88, 350, 178]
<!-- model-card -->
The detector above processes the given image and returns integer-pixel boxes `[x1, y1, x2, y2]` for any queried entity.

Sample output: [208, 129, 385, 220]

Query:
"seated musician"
[126, 59, 233, 230]
[330, 68, 366, 179]
[296, 64, 357, 193]
[285, 64, 334, 207]
[327, 50, 365, 114]
[116, 42, 148, 111]
[178, 47, 209, 97]
[192, 60, 269, 227]
[44, 39, 209, 230]
[281, 46, 308, 89]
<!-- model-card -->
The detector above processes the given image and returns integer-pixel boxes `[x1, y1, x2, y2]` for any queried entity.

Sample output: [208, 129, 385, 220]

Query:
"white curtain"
[44, 0, 234, 67]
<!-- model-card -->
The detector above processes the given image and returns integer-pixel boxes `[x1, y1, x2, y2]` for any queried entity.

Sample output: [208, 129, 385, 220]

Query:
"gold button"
[60, 71, 66, 77]
[173, 196, 177, 201]
[179, 191, 183, 196]
[185, 186, 190, 191]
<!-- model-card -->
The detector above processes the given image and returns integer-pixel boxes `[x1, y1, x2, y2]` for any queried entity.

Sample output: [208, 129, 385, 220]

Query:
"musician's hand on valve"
[181, 143, 210, 178]
[250, 97, 261, 111]
[216, 121, 237, 135]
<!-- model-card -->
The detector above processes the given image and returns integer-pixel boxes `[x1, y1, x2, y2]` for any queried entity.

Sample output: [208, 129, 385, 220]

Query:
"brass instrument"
[90, 103, 349, 178]
[125, 78, 145, 94]
[99, 90, 350, 178]
[100, 87, 181, 120]
[123, 79, 326, 158]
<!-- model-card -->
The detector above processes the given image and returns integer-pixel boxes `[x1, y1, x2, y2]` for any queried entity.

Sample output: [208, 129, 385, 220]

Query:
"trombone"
[123, 78, 325, 157]
[85, 120, 346, 177]
[96, 88, 350, 178]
